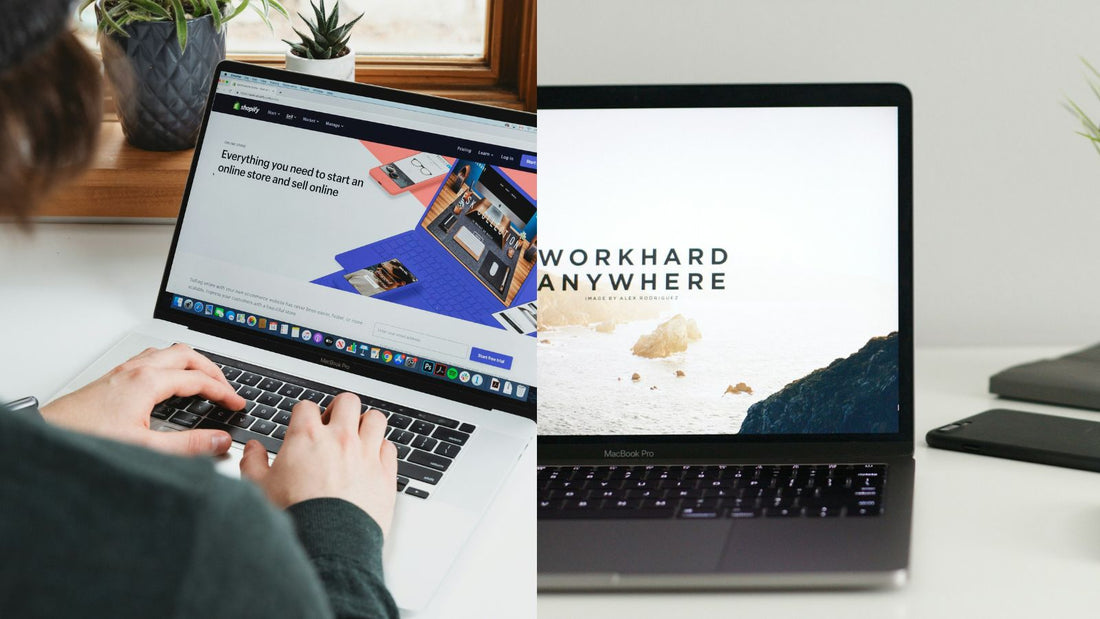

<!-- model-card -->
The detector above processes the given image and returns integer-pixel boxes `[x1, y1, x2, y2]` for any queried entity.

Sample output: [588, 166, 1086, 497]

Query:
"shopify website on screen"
[166, 71, 538, 395]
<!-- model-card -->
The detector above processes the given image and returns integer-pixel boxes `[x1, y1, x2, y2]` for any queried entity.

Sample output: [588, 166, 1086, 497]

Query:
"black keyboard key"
[390, 429, 414, 445]
[237, 372, 262, 386]
[278, 384, 304, 398]
[228, 413, 256, 430]
[237, 385, 261, 401]
[410, 420, 434, 436]
[408, 449, 453, 472]
[729, 507, 762, 518]
[169, 411, 200, 428]
[405, 487, 430, 499]
[251, 405, 276, 421]
[273, 410, 291, 426]
[165, 396, 191, 408]
[198, 418, 282, 453]
[398, 461, 442, 485]
[272, 425, 287, 441]
[396, 476, 409, 491]
[320, 395, 334, 408]
[208, 408, 234, 423]
[152, 404, 171, 420]
[276, 398, 297, 411]
[395, 444, 411, 459]
[256, 392, 282, 407]
[251, 419, 277, 436]
[221, 367, 242, 381]
[404, 409, 459, 429]
[412, 435, 438, 451]
[186, 400, 214, 415]
[388, 414, 412, 430]
[258, 378, 283, 393]
[435, 442, 461, 459]
[459, 423, 476, 434]
[432, 427, 470, 446]
[300, 390, 325, 404]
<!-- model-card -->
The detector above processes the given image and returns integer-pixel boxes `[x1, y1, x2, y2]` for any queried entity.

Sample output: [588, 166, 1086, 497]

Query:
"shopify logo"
[233, 101, 260, 114]
[233, 101, 240, 110]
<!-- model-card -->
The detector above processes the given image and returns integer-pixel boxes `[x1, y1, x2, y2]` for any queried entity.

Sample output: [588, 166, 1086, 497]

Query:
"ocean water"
[538, 300, 893, 436]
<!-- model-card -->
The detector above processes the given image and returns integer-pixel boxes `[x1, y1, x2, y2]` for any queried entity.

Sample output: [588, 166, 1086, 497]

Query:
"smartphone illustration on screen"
[344, 258, 418, 297]
[369, 152, 450, 194]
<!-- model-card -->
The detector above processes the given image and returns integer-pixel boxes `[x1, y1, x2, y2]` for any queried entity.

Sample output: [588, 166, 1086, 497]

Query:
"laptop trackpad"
[539, 519, 731, 575]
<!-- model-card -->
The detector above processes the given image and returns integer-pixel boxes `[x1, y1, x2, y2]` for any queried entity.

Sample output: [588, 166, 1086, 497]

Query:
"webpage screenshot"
[166, 70, 537, 401]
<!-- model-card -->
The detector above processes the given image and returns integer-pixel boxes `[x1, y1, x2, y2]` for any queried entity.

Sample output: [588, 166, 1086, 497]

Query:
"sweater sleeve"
[286, 498, 399, 619]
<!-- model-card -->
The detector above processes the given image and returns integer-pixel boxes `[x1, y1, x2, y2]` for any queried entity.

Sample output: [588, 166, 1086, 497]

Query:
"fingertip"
[213, 432, 231, 454]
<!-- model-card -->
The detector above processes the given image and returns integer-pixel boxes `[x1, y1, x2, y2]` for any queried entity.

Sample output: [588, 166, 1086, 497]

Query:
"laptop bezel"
[536, 83, 914, 458]
[152, 60, 537, 422]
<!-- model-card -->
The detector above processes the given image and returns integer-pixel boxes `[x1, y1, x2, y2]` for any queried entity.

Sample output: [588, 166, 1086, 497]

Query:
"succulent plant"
[78, 0, 288, 52]
[284, 0, 363, 60]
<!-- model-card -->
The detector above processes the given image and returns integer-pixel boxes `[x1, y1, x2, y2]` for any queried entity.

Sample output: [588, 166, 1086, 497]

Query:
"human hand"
[239, 393, 399, 538]
[39, 343, 244, 456]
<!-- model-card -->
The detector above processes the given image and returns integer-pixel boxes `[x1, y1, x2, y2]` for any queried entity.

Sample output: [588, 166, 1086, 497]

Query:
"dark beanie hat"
[0, 0, 78, 74]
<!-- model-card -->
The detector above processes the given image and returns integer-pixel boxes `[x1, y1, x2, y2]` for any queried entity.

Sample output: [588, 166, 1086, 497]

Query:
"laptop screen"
[156, 62, 537, 417]
[537, 86, 910, 438]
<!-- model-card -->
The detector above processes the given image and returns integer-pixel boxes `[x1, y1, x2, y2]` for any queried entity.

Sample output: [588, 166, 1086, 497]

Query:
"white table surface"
[0, 223, 535, 619]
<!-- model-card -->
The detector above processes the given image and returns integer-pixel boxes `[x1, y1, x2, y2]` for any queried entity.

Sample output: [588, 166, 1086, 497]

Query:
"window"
[76, 0, 489, 58]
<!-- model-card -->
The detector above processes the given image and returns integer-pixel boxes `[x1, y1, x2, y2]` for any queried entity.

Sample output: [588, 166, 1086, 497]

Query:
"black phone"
[926, 408, 1100, 472]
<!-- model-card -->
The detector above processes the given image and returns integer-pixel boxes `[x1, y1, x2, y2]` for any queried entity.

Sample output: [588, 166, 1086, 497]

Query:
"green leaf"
[203, 0, 224, 28]
[98, 2, 131, 37]
[224, 0, 250, 21]
[168, 0, 188, 52]
[129, 0, 171, 19]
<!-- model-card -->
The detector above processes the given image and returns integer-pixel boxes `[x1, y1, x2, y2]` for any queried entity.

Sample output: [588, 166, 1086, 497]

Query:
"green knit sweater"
[0, 405, 398, 618]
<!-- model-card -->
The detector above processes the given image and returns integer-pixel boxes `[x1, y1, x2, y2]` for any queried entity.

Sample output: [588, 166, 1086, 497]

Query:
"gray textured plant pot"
[100, 14, 226, 151]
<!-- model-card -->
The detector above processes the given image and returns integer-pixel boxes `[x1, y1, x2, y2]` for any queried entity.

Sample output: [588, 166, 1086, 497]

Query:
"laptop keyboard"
[152, 350, 477, 500]
[537, 463, 885, 519]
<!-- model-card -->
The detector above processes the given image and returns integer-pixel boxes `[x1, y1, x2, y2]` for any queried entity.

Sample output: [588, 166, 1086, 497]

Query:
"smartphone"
[369, 153, 450, 194]
[343, 258, 418, 297]
[926, 408, 1100, 472]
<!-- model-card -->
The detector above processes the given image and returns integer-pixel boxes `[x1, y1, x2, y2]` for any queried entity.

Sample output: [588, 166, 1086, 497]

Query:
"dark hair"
[0, 31, 101, 224]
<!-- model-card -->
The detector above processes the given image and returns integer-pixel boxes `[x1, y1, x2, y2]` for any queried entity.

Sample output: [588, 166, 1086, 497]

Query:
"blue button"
[469, 347, 513, 370]
[519, 154, 537, 170]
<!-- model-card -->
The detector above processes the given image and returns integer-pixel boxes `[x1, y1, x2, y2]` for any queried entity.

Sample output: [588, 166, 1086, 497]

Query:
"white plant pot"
[284, 46, 356, 81]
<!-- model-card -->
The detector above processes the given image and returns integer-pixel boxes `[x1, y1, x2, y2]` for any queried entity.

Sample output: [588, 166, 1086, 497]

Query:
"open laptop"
[53, 61, 537, 610]
[537, 84, 913, 589]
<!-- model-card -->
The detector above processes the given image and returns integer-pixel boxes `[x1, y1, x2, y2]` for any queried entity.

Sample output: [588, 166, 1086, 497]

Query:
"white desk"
[0, 223, 535, 619]
[540, 347, 1100, 618]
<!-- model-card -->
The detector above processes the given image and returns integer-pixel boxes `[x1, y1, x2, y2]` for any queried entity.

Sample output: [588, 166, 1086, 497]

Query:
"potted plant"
[283, 0, 363, 81]
[79, 0, 287, 151]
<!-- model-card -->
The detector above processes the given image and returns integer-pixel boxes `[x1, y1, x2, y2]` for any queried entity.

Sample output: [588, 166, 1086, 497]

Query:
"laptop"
[53, 61, 537, 611]
[536, 84, 914, 589]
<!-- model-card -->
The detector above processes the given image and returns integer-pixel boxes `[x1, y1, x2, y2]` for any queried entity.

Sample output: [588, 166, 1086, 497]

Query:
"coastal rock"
[595, 321, 616, 334]
[539, 339, 551, 344]
[739, 332, 900, 434]
[723, 382, 752, 395]
[631, 314, 702, 358]
[650, 386, 658, 390]
[675, 370, 686, 377]
[631, 372, 641, 382]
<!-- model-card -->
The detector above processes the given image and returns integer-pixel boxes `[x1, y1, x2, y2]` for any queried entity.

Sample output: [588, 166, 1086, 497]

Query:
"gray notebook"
[989, 343, 1100, 410]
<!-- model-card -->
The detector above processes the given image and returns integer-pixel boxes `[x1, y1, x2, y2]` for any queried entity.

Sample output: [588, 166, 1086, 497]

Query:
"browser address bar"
[273, 89, 533, 149]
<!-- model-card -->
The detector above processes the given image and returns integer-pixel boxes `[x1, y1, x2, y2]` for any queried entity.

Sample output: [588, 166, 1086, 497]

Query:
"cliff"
[739, 332, 900, 434]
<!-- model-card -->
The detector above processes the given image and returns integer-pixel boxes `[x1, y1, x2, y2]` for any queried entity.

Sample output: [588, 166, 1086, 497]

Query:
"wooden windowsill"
[39, 121, 194, 220]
